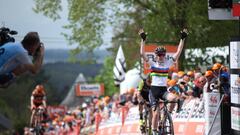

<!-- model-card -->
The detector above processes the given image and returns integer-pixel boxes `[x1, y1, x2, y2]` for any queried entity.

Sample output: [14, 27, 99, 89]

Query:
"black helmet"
[155, 46, 166, 55]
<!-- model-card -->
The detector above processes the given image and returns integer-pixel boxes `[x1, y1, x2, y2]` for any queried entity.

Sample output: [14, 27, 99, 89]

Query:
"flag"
[113, 45, 126, 86]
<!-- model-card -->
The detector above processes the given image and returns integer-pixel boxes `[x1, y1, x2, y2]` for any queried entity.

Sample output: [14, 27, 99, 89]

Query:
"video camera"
[0, 27, 17, 46]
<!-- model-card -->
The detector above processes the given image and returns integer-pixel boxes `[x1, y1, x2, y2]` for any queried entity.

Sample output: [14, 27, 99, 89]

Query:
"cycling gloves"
[180, 30, 188, 40]
[140, 32, 147, 41]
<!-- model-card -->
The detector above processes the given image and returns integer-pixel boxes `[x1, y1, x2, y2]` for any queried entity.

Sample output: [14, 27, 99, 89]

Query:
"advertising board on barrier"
[230, 41, 240, 69]
[47, 106, 67, 118]
[204, 92, 221, 135]
[96, 99, 205, 135]
[230, 39, 240, 135]
[173, 98, 205, 135]
[143, 44, 177, 74]
[75, 83, 104, 96]
[231, 74, 240, 104]
[231, 107, 240, 131]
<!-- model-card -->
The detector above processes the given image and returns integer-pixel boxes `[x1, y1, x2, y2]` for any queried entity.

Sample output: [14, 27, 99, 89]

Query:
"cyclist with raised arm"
[139, 28, 188, 135]
[0, 32, 44, 87]
[30, 85, 47, 131]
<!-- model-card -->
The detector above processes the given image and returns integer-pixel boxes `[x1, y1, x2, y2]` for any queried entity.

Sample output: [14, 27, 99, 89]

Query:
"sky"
[0, 0, 112, 50]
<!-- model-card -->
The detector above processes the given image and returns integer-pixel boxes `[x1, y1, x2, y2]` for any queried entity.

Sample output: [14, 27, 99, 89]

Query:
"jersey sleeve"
[31, 95, 34, 100]
[138, 80, 144, 91]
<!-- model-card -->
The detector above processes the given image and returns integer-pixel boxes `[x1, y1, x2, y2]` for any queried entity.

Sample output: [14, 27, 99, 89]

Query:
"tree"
[33, 0, 237, 69]
[95, 57, 118, 96]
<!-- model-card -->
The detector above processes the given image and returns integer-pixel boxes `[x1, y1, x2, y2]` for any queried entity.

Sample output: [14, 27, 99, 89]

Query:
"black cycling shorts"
[140, 90, 150, 102]
[150, 86, 168, 100]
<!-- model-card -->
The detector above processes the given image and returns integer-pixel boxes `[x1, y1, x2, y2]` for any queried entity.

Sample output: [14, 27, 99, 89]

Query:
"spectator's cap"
[204, 70, 213, 77]
[167, 78, 170, 83]
[128, 88, 135, 95]
[212, 63, 222, 70]
[177, 71, 185, 78]
[169, 65, 176, 72]
[167, 79, 177, 87]
[187, 71, 194, 77]
[104, 96, 110, 104]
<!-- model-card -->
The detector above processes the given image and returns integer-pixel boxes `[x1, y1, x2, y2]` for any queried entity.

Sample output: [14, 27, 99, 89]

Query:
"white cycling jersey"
[148, 58, 174, 87]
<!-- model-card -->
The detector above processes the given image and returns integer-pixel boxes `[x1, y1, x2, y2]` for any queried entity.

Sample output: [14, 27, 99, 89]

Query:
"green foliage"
[33, 0, 62, 20]
[33, 0, 237, 57]
[33, 0, 238, 84]
[95, 56, 118, 96]
[111, 0, 237, 69]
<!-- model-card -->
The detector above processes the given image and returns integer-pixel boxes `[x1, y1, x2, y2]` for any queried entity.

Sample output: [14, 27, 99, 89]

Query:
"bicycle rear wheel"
[162, 112, 174, 135]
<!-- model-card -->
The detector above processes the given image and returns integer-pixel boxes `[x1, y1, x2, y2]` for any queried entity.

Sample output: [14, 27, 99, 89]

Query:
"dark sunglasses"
[158, 53, 166, 57]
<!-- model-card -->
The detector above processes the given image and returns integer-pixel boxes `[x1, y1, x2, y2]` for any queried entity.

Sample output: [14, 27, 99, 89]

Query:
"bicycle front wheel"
[162, 112, 174, 135]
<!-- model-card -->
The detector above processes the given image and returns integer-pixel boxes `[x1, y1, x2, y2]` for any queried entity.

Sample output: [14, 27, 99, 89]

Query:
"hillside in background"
[43, 62, 103, 102]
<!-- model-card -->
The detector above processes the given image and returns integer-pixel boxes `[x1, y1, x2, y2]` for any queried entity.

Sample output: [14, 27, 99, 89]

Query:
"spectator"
[0, 32, 44, 87]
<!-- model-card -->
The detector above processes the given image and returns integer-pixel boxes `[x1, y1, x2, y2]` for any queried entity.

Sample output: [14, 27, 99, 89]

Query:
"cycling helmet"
[35, 84, 45, 93]
[212, 63, 222, 70]
[155, 46, 166, 55]
[204, 70, 213, 77]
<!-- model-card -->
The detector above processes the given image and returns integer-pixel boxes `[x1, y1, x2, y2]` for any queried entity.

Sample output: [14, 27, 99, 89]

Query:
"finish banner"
[142, 44, 178, 74]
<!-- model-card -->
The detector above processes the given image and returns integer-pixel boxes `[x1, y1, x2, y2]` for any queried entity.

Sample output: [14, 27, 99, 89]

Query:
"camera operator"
[0, 32, 44, 87]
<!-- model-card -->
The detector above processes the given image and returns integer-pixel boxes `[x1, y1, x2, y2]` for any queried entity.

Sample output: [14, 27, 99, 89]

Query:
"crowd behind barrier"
[23, 63, 230, 135]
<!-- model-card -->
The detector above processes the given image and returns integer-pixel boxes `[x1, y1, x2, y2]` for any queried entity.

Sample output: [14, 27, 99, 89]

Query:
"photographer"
[0, 32, 44, 87]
